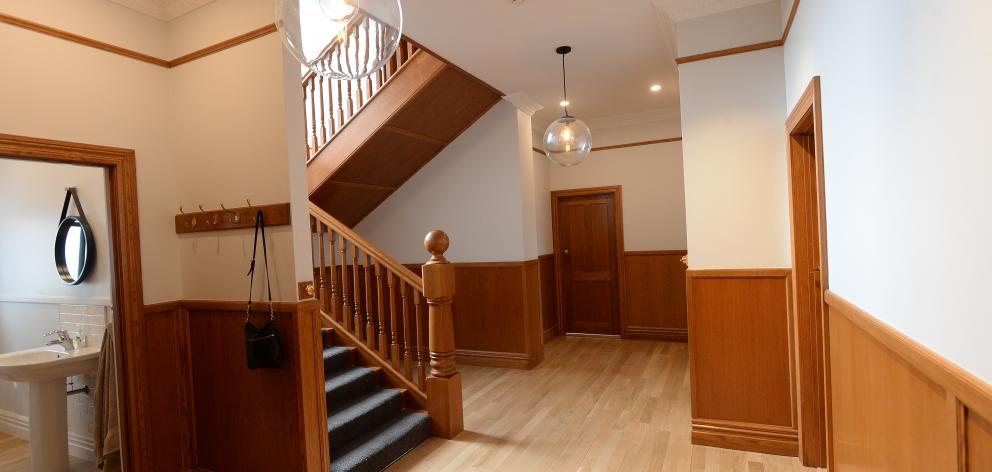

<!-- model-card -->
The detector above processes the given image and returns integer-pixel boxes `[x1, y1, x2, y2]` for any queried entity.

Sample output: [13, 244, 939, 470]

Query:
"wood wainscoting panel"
[967, 408, 992, 470]
[185, 300, 328, 472]
[624, 250, 688, 342]
[686, 269, 797, 456]
[825, 291, 992, 471]
[407, 261, 545, 369]
[142, 303, 195, 471]
[538, 254, 558, 342]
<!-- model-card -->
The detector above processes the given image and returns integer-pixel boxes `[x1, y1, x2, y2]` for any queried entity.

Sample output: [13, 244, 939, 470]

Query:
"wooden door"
[786, 77, 829, 467]
[553, 188, 623, 335]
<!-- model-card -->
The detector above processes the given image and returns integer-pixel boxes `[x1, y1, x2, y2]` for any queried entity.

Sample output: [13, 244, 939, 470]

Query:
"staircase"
[304, 27, 478, 472]
[322, 328, 431, 471]
[304, 37, 503, 226]
[309, 203, 463, 472]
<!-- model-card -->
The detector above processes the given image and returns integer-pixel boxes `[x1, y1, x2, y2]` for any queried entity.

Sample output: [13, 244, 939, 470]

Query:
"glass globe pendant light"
[543, 46, 592, 167]
[276, 0, 403, 80]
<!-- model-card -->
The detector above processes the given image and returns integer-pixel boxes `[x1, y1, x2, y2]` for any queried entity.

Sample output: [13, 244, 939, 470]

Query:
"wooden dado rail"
[302, 26, 421, 160]
[308, 202, 462, 437]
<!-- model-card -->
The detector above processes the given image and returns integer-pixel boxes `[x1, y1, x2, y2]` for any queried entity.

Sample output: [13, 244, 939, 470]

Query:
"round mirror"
[54, 215, 95, 285]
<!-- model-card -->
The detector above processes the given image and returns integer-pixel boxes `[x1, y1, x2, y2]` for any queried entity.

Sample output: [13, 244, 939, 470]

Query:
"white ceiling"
[402, 0, 774, 129]
[107, 0, 216, 21]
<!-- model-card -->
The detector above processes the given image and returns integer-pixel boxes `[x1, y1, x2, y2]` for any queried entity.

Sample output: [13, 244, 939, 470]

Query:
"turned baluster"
[308, 79, 318, 153]
[316, 220, 327, 312]
[413, 290, 425, 390]
[388, 273, 400, 369]
[364, 254, 374, 349]
[340, 239, 352, 331]
[422, 230, 462, 438]
[352, 244, 362, 338]
[335, 79, 344, 134]
[303, 83, 312, 158]
[328, 229, 338, 320]
[402, 284, 413, 380]
[375, 261, 388, 357]
[317, 75, 327, 146]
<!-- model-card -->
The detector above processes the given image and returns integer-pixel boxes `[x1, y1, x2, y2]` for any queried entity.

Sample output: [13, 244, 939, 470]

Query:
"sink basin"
[0, 345, 101, 472]
[0, 346, 100, 382]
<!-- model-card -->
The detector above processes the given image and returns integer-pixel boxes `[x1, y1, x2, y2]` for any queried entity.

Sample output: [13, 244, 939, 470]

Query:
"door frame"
[550, 185, 628, 338]
[0, 133, 150, 470]
[785, 76, 831, 468]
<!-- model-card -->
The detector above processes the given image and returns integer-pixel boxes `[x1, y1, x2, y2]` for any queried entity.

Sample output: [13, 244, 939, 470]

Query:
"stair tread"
[328, 388, 404, 445]
[323, 345, 356, 373]
[331, 411, 432, 472]
[325, 366, 379, 404]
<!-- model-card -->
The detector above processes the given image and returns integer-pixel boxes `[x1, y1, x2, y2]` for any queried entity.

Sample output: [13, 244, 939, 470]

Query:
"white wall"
[0, 1, 182, 303]
[677, 5, 791, 269]
[548, 118, 688, 251]
[783, 0, 992, 383]
[678, 0, 782, 56]
[356, 101, 531, 263]
[168, 0, 299, 301]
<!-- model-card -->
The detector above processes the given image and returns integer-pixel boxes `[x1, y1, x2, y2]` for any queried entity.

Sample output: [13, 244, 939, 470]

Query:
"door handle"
[563, 249, 570, 255]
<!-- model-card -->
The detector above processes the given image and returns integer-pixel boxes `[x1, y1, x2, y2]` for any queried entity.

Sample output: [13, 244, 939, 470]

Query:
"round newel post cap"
[424, 230, 449, 264]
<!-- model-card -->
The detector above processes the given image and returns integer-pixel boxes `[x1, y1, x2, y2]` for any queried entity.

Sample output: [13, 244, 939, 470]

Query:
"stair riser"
[328, 391, 403, 449]
[324, 348, 354, 373]
[326, 370, 379, 406]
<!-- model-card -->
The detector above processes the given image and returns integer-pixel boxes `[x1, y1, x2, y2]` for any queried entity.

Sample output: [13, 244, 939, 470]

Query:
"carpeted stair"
[323, 331, 431, 472]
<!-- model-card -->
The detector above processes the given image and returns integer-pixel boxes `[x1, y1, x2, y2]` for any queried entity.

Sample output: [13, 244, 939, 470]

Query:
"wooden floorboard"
[390, 337, 821, 471]
[0, 431, 96, 472]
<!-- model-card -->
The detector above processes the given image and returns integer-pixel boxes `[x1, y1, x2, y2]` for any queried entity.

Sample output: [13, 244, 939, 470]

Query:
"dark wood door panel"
[555, 190, 622, 336]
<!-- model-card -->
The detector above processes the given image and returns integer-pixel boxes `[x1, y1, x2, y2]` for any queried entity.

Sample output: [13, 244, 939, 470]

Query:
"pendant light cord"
[561, 52, 569, 116]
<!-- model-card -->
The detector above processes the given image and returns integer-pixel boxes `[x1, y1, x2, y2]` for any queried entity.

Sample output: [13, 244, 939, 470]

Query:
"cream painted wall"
[783, 0, 992, 382]
[355, 101, 530, 263]
[548, 119, 688, 251]
[677, 0, 782, 56]
[0, 160, 112, 304]
[677, 5, 790, 269]
[0, 3, 182, 303]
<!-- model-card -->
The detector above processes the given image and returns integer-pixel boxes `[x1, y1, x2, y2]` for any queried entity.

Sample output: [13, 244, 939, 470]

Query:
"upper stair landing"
[304, 39, 503, 227]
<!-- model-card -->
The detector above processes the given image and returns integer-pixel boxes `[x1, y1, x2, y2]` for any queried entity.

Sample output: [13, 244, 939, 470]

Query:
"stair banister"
[421, 230, 463, 438]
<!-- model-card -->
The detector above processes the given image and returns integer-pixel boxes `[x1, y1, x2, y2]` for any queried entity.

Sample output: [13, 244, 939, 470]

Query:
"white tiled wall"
[58, 304, 108, 454]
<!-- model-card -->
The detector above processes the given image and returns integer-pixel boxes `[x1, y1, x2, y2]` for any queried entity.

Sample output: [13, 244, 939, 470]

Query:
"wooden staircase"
[304, 38, 503, 227]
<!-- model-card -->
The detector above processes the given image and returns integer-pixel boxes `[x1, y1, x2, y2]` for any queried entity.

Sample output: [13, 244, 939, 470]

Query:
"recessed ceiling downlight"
[650, 84, 662, 92]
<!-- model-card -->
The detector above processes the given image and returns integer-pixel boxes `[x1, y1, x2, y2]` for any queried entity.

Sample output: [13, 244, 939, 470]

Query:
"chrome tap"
[44, 329, 74, 351]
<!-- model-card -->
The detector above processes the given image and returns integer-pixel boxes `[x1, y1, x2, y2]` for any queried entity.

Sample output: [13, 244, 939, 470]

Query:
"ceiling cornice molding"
[585, 107, 682, 131]
[662, 0, 774, 22]
[107, 0, 216, 21]
[502, 93, 544, 117]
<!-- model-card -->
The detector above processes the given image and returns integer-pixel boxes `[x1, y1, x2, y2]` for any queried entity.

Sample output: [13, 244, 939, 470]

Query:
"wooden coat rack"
[175, 202, 291, 234]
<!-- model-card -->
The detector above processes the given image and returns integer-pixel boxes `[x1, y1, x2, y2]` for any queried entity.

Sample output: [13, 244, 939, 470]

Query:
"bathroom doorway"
[0, 134, 145, 472]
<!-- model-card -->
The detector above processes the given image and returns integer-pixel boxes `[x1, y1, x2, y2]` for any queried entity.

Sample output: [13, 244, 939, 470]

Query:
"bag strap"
[60, 188, 87, 223]
[246, 210, 274, 323]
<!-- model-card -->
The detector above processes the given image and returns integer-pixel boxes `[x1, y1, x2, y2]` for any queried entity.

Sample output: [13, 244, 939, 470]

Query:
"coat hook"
[198, 204, 206, 213]
[220, 203, 241, 223]
[179, 205, 185, 215]
[246, 198, 253, 208]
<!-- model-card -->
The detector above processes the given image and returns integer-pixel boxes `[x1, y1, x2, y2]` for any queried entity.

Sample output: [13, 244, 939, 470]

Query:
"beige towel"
[94, 325, 121, 471]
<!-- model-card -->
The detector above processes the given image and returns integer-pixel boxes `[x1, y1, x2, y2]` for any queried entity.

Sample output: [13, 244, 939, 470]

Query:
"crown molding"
[106, 0, 216, 21]
[661, 0, 774, 22]
[502, 93, 544, 117]
[584, 107, 682, 131]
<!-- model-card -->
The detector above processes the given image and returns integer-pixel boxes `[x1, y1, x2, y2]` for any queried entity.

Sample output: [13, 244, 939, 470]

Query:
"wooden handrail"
[309, 202, 422, 288]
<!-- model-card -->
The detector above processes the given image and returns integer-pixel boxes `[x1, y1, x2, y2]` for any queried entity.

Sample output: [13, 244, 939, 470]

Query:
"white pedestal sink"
[0, 346, 100, 472]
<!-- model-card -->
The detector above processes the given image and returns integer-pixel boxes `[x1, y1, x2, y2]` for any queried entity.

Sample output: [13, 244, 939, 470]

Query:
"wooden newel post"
[422, 230, 463, 438]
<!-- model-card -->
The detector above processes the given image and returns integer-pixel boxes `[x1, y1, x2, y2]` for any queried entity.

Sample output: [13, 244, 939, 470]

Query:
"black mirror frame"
[54, 189, 96, 285]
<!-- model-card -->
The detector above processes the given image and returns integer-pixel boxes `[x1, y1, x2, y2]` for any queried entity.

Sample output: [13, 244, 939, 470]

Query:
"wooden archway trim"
[0, 133, 149, 470]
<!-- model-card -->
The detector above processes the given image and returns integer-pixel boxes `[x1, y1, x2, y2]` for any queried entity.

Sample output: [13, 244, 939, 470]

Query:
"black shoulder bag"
[244, 210, 283, 369]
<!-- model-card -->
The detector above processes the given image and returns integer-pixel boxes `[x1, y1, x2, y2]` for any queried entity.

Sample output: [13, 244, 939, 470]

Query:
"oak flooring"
[0, 431, 96, 472]
[391, 337, 820, 471]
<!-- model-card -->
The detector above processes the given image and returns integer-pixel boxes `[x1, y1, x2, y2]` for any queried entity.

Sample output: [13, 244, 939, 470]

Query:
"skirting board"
[691, 418, 798, 457]
[543, 325, 558, 344]
[626, 326, 688, 342]
[456, 348, 544, 370]
[0, 407, 96, 461]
